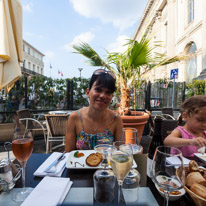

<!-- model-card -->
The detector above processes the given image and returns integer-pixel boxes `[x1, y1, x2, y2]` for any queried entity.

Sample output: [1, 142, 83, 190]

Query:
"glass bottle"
[147, 116, 163, 177]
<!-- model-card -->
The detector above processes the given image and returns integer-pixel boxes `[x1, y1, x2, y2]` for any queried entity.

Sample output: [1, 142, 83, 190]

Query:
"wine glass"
[12, 130, 34, 202]
[151, 146, 185, 206]
[110, 142, 133, 204]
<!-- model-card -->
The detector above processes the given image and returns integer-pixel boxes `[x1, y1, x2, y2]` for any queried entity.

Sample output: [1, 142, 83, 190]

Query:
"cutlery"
[198, 146, 205, 155]
[44, 151, 66, 173]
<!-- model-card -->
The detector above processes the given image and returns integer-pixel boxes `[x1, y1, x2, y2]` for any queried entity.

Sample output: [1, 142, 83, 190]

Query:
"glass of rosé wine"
[12, 131, 34, 202]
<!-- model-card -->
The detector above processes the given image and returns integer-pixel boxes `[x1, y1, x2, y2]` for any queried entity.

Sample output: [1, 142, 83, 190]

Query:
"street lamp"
[78, 68, 83, 78]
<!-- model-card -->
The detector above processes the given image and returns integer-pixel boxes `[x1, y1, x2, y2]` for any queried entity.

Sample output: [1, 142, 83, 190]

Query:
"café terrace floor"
[0, 135, 151, 159]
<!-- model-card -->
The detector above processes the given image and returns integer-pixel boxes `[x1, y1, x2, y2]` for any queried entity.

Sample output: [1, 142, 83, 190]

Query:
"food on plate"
[186, 172, 205, 187]
[86, 152, 103, 167]
[159, 188, 181, 195]
[73, 151, 85, 158]
[190, 183, 206, 199]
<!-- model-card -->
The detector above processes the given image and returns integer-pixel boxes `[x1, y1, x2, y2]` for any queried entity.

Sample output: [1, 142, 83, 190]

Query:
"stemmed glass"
[12, 130, 34, 202]
[151, 146, 185, 206]
[110, 142, 133, 204]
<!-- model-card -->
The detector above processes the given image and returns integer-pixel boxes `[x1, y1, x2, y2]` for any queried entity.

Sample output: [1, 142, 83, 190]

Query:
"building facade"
[22, 40, 45, 76]
[134, 0, 206, 82]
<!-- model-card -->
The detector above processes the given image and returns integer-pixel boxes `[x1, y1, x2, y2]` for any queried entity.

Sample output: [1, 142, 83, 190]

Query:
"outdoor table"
[2, 153, 195, 205]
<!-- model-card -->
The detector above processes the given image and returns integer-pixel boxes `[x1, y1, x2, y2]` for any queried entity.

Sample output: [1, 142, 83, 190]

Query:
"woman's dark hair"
[89, 72, 116, 93]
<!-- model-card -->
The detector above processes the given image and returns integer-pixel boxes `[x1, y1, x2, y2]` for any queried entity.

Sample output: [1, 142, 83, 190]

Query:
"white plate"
[66, 150, 137, 169]
[194, 153, 206, 163]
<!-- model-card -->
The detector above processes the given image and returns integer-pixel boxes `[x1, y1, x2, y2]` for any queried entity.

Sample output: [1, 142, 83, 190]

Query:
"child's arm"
[164, 129, 206, 147]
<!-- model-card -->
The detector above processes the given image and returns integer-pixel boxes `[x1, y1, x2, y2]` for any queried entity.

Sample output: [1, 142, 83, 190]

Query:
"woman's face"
[86, 81, 113, 110]
[183, 106, 206, 134]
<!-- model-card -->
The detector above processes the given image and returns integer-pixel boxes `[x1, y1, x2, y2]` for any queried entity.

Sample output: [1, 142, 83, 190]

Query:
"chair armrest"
[19, 118, 46, 131]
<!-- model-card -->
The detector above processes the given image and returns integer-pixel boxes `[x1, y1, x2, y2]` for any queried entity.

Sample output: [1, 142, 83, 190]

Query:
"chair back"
[17, 109, 33, 129]
[161, 107, 174, 117]
[45, 114, 68, 137]
[161, 119, 178, 140]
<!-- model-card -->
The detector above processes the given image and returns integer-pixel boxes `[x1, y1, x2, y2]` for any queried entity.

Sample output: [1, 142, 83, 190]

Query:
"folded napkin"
[34, 152, 69, 177]
[166, 156, 190, 166]
[21, 176, 73, 206]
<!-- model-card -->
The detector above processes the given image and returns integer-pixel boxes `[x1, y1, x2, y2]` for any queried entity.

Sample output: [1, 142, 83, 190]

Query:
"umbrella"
[0, 0, 23, 92]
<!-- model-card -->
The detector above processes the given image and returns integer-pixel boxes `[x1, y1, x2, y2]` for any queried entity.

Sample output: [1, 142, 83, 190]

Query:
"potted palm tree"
[73, 35, 182, 142]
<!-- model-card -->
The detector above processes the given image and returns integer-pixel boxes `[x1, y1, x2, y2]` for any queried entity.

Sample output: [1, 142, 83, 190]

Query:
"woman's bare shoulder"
[69, 110, 79, 120]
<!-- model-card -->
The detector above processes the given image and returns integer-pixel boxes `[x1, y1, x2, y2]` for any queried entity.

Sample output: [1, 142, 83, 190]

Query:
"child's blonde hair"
[178, 95, 206, 125]
[181, 95, 206, 116]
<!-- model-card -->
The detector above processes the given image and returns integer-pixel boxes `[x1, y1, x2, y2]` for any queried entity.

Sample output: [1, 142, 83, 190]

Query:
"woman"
[65, 69, 123, 152]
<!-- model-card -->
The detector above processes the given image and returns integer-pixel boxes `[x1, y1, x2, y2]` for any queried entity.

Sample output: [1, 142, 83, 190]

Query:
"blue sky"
[21, 0, 148, 79]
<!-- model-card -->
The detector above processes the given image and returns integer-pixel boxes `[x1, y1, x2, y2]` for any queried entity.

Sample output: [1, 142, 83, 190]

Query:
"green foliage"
[186, 80, 206, 97]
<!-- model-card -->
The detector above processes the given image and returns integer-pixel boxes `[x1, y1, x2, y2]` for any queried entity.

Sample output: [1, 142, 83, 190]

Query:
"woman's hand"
[190, 137, 206, 147]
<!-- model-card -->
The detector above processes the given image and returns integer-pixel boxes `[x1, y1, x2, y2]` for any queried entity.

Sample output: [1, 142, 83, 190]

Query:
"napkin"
[34, 152, 69, 177]
[21, 176, 73, 206]
[166, 156, 190, 166]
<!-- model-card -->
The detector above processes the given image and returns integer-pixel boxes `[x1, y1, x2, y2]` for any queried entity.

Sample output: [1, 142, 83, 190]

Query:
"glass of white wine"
[110, 142, 133, 204]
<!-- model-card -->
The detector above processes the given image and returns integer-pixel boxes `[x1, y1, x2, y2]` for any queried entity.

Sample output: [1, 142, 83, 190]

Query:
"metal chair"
[45, 114, 69, 153]
[16, 109, 47, 144]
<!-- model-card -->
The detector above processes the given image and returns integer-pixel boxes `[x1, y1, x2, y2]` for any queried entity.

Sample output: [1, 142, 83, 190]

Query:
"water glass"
[93, 169, 116, 203]
[122, 168, 140, 204]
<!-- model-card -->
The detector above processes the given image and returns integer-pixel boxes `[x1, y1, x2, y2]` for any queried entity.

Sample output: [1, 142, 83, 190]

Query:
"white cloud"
[69, 0, 147, 31]
[64, 31, 95, 51]
[22, 2, 33, 13]
[106, 35, 129, 53]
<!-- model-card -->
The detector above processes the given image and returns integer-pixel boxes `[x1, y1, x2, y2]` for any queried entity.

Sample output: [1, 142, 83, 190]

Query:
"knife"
[44, 151, 66, 172]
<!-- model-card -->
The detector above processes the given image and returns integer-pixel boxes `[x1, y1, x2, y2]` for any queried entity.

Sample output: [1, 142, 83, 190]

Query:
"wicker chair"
[161, 107, 174, 119]
[161, 119, 178, 140]
[149, 114, 176, 136]
[16, 109, 47, 143]
[45, 114, 69, 153]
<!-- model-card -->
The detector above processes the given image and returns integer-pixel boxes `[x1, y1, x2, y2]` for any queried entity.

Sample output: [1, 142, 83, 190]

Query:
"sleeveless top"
[76, 111, 117, 150]
[175, 126, 206, 157]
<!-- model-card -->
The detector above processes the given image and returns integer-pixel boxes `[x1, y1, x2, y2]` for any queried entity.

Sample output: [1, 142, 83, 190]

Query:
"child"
[164, 95, 206, 157]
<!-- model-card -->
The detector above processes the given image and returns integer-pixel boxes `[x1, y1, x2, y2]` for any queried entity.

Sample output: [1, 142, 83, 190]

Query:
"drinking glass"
[110, 142, 133, 204]
[122, 128, 142, 154]
[12, 131, 34, 202]
[93, 144, 115, 203]
[151, 146, 185, 206]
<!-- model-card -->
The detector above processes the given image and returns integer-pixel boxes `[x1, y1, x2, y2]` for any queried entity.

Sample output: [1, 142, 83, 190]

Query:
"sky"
[21, 0, 148, 79]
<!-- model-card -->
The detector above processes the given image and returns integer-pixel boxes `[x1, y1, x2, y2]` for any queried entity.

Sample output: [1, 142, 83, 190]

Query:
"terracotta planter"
[121, 111, 149, 143]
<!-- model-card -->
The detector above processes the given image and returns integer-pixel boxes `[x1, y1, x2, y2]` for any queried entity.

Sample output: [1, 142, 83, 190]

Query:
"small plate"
[155, 175, 185, 201]
[66, 150, 137, 169]
[194, 153, 206, 163]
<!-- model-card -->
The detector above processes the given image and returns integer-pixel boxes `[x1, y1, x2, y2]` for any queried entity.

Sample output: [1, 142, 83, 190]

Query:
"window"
[37, 66, 39, 74]
[28, 47, 30, 54]
[33, 64, 35, 72]
[23, 60, 26, 68]
[23, 44, 25, 51]
[28, 62, 31, 70]
[188, 0, 194, 23]
[186, 42, 197, 82]
[41, 68, 43, 75]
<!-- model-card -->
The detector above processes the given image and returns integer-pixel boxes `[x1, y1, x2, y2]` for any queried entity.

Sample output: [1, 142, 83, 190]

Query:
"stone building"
[133, 0, 206, 82]
[22, 40, 45, 76]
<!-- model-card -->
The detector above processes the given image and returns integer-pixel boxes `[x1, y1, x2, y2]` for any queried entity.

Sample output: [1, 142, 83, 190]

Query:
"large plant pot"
[121, 111, 149, 143]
